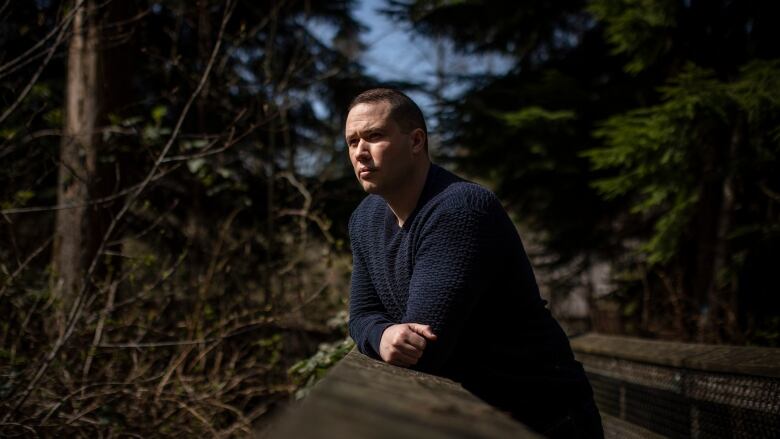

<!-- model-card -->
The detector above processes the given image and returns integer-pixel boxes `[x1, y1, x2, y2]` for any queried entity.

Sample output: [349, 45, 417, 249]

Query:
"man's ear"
[410, 128, 426, 154]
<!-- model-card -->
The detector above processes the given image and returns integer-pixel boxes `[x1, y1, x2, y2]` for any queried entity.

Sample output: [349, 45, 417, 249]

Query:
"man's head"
[347, 88, 428, 150]
[345, 88, 429, 196]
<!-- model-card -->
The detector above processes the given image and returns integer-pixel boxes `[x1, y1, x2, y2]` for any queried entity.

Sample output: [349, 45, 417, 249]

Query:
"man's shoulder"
[349, 194, 385, 232]
[434, 180, 501, 215]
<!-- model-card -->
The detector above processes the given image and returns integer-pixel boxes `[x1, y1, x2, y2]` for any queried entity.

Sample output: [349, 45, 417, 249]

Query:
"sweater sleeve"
[402, 192, 498, 374]
[347, 211, 394, 360]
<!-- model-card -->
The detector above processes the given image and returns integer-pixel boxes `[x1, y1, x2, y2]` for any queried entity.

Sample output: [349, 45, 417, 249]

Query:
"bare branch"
[0, 165, 180, 215]
[0, 236, 53, 300]
[0, 0, 84, 78]
[4, 0, 236, 420]
[0, 4, 73, 125]
[81, 280, 117, 381]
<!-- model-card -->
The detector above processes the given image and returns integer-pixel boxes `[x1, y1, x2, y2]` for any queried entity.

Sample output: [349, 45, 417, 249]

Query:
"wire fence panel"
[572, 335, 780, 439]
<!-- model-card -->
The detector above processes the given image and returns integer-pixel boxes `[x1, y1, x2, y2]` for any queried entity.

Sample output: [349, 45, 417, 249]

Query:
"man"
[345, 88, 603, 438]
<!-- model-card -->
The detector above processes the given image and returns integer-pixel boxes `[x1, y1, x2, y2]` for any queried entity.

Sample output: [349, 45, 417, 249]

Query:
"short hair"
[347, 88, 428, 149]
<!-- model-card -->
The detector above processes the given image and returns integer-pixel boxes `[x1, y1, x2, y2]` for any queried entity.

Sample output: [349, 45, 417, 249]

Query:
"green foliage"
[495, 106, 576, 129]
[43, 108, 62, 126]
[396, 0, 780, 343]
[13, 190, 35, 206]
[584, 61, 780, 265]
[151, 105, 168, 125]
[0, 128, 16, 140]
[287, 336, 355, 400]
[731, 60, 780, 146]
[751, 316, 780, 347]
[30, 83, 52, 99]
[392, 0, 589, 59]
[588, 0, 678, 73]
[288, 309, 353, 399]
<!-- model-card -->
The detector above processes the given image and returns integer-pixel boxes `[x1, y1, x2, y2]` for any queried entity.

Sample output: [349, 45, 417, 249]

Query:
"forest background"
[1, 0, 778, 436]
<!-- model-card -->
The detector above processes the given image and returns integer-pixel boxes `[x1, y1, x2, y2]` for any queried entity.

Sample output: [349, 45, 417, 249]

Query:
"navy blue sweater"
[348, 163, 591, 410]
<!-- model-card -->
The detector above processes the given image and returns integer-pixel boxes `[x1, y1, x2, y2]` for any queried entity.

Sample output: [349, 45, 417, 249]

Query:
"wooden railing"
[263, 348, 540, 438]
[262, 334, 780, 438]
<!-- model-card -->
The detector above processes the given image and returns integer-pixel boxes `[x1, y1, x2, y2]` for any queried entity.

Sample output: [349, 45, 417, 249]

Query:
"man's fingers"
[407, 323, 437, 341]
[379, 323, 436, 368]
[404, 332, 427, 351]
[389, 349, 418, 367]
[396, 342, 423, 359]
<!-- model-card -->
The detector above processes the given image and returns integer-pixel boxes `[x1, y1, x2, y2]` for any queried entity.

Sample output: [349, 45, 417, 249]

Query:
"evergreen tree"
[391, 0, 780, 343]
[585, 0, 780, 342]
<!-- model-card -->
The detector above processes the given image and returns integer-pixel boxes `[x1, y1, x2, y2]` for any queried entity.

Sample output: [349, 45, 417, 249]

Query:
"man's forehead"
[346, 102, 393, 132]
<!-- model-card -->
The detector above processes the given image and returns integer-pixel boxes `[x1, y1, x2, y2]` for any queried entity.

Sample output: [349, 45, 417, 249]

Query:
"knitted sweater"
[347, 163, 590, 407]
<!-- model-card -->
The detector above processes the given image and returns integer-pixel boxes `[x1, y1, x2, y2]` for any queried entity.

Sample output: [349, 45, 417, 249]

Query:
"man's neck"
[384, 161, 431, 228]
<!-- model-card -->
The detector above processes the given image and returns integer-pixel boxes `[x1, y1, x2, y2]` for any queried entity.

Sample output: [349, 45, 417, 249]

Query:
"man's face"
[345, 101, 419, 196]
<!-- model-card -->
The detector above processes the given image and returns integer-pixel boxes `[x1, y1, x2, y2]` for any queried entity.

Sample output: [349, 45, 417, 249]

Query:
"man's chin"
[360, 180, 383, 194]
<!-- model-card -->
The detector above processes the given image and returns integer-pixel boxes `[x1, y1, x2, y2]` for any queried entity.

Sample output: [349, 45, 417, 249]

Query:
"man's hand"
[379, 323, 437, 367]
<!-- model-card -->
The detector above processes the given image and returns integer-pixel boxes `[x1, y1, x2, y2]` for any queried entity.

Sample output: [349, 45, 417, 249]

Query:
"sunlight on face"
[345, 102, 415, 196]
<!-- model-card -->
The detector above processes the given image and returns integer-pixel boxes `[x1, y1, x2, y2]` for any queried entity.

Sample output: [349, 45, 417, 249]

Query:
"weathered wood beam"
[265, 348, 540, 438]
[571, 333, 780, 378]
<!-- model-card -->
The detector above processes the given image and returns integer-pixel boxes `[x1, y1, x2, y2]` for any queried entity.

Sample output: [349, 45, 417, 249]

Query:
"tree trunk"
[52, 0, 100, 316]
[692, 116, 741, 343]
[705, 116, 742, 341]
[52, 0, 134, 320]
[263, 8, 279, 307]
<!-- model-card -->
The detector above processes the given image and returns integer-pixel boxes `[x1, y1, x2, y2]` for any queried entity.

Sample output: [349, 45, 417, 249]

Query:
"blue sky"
[351, 0, 513, 123]
[300, 0, 512, 175]
[353, 0, 436, 83]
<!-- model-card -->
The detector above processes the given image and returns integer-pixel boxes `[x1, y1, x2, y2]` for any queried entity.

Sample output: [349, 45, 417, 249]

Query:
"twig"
[0, 165, 179, 215]
[0, 0, 83, 78]
[0, 1, 72, 125]
[63, 399, 104, 426]
[159, 107, 254, 163]
[758, 181, 780, 202]
[81, 280, 117, 382]
[0, 126, 141, 161]
[0, 421, 38, 437]
[39, 376, 165, 424]
[0, 236, 53, 300]
[91, 245, 190, 319]
[96, 308, 332, 349]
[217, 399, 274, 438]
[105, 198, 180, 247]
[175, 400, 219, 437]
[155, 347, 193, 402]
[100, 339, 219, 349]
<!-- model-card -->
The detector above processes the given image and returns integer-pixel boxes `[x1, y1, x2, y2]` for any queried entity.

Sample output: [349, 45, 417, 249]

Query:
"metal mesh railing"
[575, 347, 780, 438]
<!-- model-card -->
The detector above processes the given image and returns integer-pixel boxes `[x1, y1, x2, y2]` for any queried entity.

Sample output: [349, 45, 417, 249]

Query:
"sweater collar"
[394, 162, 462, 230]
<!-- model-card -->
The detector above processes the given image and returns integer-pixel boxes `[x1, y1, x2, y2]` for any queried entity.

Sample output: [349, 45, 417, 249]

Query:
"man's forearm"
[349, 313, 394, 360]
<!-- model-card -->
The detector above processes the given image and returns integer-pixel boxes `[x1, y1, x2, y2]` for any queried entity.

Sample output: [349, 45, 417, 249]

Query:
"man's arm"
[402, 192, 498, 374]
[347, 214, 394, 361]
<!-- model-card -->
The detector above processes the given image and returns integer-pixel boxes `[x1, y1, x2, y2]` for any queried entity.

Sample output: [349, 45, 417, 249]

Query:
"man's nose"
[355, 138, 370, 159]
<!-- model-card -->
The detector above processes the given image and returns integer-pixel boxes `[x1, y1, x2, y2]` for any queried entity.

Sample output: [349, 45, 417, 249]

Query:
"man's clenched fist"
[379, 323, 438, 367]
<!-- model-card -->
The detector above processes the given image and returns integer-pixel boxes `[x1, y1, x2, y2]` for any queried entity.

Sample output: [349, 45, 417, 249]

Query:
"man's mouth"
[359, 168, 375, 178]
